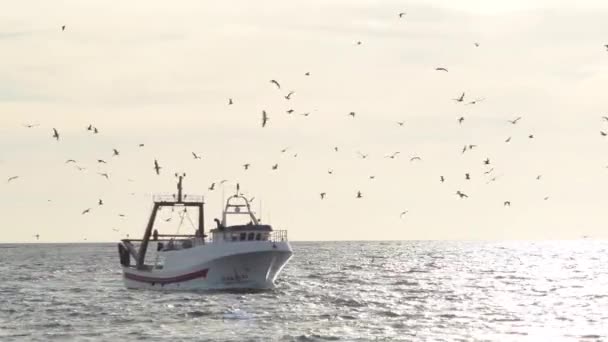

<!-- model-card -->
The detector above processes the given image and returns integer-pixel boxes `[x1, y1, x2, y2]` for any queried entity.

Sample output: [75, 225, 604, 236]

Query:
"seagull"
[536, 175, 542, 180]
[544, 196, 549, 201]
[369, 175, 375, 180]
[456, 191, 468, 199]
[208, 183, 215, 191]
[435, 67, 448, 72]
[397, 121, 405, 126]
[528, 134, 534, 139]
[272, 164, 278, 170]
[118, 214, 126, 218]
[219, 180, 228, 185]
[305, 72, 310, 76]
[399, 12, 406, 18]
[386, 152, 400, 159]
[285, 91, 295, 100]
[466, 98, 485, 105]
[87, 124, 93, 131]
[484, 168, 494, 175]
[243, 163, 250, 170]
[468, 144, 477, 150]
[74, 165, 86, 171]
[61, 25, 66, 31]
[82, 208, 91, 215]
[508, 116, 522, 124]
[356, 41, 362, 45]
[98, 199, 104, 206]
[52, 128, 60, 141]
[262, 110, 269, 127]
[139, 143, 145, 147]
[465, 173, 471, 180]
[400, 210, 408, 218]
[505, 137, 512, 143]
[602, 116, 608, 122]
[440, 176, 445, 183]
[153, 159, 161, 175]
[270, 79, 281, 89]
[504, 201, 511, 207]
[458, 116, 465, 124]
[93, 127, 99, 134]
[192, 152, 202, 159]
[97, 159, 107, 164]
[7, 176, 19, 183]
[286, 109, 294, 115]
[356, 191, 362, 198]
[23, 123, 39, 128]
[358, 151, 369, 159]
[410, 156, 422, 162]
[34, 234, 40, 240]
[112, 149, 120, 156]
[228, 98, 233, 105]
[474, 42, 480, 47]
[98, 172, 109, 180]
[462, 145, 468, 154]
[348, 112, 356, 118]
[281, 147, 289, 153]
[300, 112, 310, 117]
[327, 169, 334, 175]
[334, 146, 339, 152]
[65, 159, 77, 164]
[453, 92, 465, 102]
[483, 158, 490, 165]
[320, 192, 326, 199]
[164, 218, 172, 222]
[601, 131, 607, 137]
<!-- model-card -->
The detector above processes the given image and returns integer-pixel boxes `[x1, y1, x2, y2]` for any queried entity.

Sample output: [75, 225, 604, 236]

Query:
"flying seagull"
[153, 159, 161, 175]
[465, 173, 471, 180]
[508, 116, 522, 124]
[466, 98, 485, 105]
[440, 176, 445, 183]
[320, 192, 326, 199]
[98, 172, 109, 180]
[97, 159, 107, 164]
[474, 42, 480, 47]
[435, 67, 448, 72]
[397, 121, 405, 126]
[285, 91, 295, 100]
[286, 109, 294, 115]
[356, 191, 362, 198]
[23, 123, 39, 128]
[7, 176, 19, 183]
[270, 79, 281, 89]
[504, 201, 511, 207]
[305, 72, 310, 76]
[243, 163, 250, 170]
[601, 131, 607, 137]
[272, 164, 278, 170]
[112, 149, 120, 156]
[52, 128, 60, 141]
[192, 152, 202, 159]
[602, 116, 608, 122]
[505, 137, 512, 143]
[483, 158, 490, 165]
[65, 159, 77, 164]
[98, 199, 104, 206]
[228, 98, 233, 105]
[62, 25, 66, 31]
[456, 191, 468, 199]
[458, 116, 465, 124]
[208, 183, 215, 191]
[410, 156, 422, 162]
[82, 208, 91, 215]
[357, 151, 368, 159]
[399, 12, 406, 18]
[453, 92, 465, 102]
[349, 112, 356, 118]
[262, 110, 269, 127]
[386, 152, 400, 159]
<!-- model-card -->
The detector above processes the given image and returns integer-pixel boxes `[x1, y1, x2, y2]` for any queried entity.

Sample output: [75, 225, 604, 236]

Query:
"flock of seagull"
[4, 17, 608, 241]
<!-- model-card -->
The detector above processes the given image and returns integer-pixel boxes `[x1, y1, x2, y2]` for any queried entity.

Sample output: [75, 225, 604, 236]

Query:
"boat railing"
[153, 193, 204, 203]
[270, 230, 288, 242]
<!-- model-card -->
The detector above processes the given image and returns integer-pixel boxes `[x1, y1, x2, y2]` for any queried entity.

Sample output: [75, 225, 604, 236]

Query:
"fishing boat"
[117, 174, 292, 290]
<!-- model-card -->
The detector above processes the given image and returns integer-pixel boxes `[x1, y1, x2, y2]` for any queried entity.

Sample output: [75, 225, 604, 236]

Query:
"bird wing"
[271, 80, 281, 89]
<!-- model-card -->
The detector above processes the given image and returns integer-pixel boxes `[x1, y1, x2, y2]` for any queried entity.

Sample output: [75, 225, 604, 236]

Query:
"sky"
[1, 0, 608, 242]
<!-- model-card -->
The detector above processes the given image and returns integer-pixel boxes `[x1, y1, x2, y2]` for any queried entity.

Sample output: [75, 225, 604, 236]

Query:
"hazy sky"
[1, 0, 608, 242]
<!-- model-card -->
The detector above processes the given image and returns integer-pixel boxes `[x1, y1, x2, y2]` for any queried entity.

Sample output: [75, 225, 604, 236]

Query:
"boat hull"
[122, 243, 292, 291]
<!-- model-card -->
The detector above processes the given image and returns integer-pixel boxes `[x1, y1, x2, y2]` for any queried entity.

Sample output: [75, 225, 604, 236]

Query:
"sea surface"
[0, 241, 607, 341]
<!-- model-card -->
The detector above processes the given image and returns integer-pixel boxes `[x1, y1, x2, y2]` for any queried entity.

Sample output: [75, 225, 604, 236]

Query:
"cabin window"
[248, 232, 255, 241]
[231, 234, 238, 241]
[240, 233, 246, 241]
[255, 233, 261, 241]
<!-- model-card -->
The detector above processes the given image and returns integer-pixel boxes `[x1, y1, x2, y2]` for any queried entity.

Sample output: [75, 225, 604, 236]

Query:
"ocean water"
[0, 241, 607, 341]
